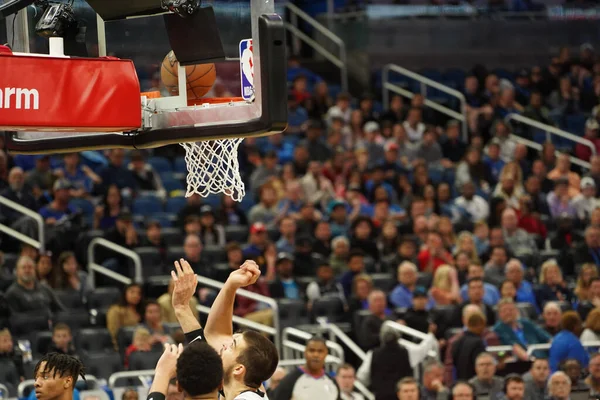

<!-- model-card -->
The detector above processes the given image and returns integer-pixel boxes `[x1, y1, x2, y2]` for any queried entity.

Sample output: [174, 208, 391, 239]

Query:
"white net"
[180, 138, 246, 201]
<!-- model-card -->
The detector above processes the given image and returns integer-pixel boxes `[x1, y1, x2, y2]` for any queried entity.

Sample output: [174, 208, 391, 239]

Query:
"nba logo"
[239, 39, 255, 102]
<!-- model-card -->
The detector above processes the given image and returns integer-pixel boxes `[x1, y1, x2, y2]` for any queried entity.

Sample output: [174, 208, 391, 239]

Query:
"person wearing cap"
[38, 179, 76, 225]
[24, 154, 53, 194]
[573, 177, 600, 221]
[198, 205, 225, 247]
[546, 178, 577, 219]
[268, 252, 302, 300]
[328, 199, 351, 238]
[402, 286, 435, 334]
[403, 108, 426, 142]
[242, 222, 269, 269]
[359, 121, 385, 169]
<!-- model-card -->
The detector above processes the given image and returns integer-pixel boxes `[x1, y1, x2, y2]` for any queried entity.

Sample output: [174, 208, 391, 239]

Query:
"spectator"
[350, 217, 379, 263]
[275, 217, 296, 254]
[5, 256, 64, 315]
[248, 184, 279, 226]
[415, 128, 444, 165]
[102, 211, 139, 274]
[453, 182, 490, 224]
[141, 300, 172, 343]
[300, 161, 335, 208]
[306, 263, 346, 308]
[573, 177, 600, 221]
[348, 274, 374, 315]
[504, 374, 526, 400]
[250, 150, 281, 194]
[584, 352, 600, 395]
[0, 328, 25, 381]
[47, 323, 77, 356]
[429, 265, 461, 307]
[176, 194, 202, 228]
[128, 150, 165, 197]
[340, 250, 367, 297]
[268, 252, 302, 300]
[358, 328, 412, 400]
[452, 278, 496, 328]
[396, 377, 420, 400]
[335, 364, 364, 400]
[460, 264, 500, 306]
[157, 279, 199, 324]
[94, 184, 125, 230]
[501, 208, 537, 258]
[536, 261, 574, 308]
[242, 222, 269, 269]
[56, 153, 100, 199]
[39, 178, 76, 225]
[542, 302, 563, 336]
[124, 327, 153, 369]
[574, 226, 600, 267]
[523, 358, 550, 400]
[420, 360, 449, 400]
[36, 251, 53, 286]
[329, 236, 350, 275]
[561, 359, 588, 391]
[581, 308, 600, 342]
[452, 312, 488, 380]
[141, 221, 167, 261]
[451, 382, 475, 400]
[403, 108, 426, 143]
[493, 299, 551, 361]
[217, 194, 248, 226]
[578, 278, 600, 321]
[197, 205, 225, 247]
[418, 232, 455, 273]
[548, 154, 581, 198]
[313, 221, 332, 258]
[547, 178, 577, 219]
[456, 147, 492, 192]
[267, 368, 287, 398]
[390, 261, 419, 308]
[402, 286, 435, 334]
[98, 149, 137, 193]
[549, 311, 589, 372]
[574, 263, 598, 302]
[51, 251, 93, 299]
[468, 352, 503, 398]
[25, 155, 54, 194]
[106, 283, 144, 349]
[358, 290, 392, 350]
[273, 337, 339, 400]
[546, 371, 571, 400]
[0, 167, 37, 222]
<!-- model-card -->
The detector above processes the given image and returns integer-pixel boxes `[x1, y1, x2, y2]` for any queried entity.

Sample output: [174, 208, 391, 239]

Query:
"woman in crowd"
[106, 283, 145, 349]
[51, 251, 92, 299]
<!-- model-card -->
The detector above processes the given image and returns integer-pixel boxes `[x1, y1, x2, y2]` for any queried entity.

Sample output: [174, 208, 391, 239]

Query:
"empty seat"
[225, 225, 249, 243]
[83, 352, 122, 380]
[310, 297, 346, 323]
[53, 310, 91, 331]
[165, 197, 187, 214]
[128, 350, 162, 370]
[147, 156, 172, 173]
[132, 197, 163, 216]
[161, 176, 185, 192]
[203, 245, 226, 263]
[32, 331, 53, 356]
[69, 198, 95, 219]
[76, 328, 113, 353]
[11, 311, 51, 337]
[352, 310, 372, 332]
[134, 247, 165, 277]
[88, 287, 121, 310]
[161, 228, 184, 247]
[3, 253, 19, 271]
[371, 273, 394, 291]
[166, 246, 184, 263]
[55, 290, 85, 310]
[277, 299, 309, 329]
[0, 359, 18, 393]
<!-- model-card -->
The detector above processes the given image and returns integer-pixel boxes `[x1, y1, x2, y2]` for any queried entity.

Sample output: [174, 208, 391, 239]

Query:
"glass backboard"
[2, 0, 287, 153]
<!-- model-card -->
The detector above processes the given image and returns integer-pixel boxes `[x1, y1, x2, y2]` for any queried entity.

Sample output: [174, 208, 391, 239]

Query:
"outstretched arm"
[147, 343, 183, 400]
[204, 260, 261, 351]
[171, 259, 203, 340]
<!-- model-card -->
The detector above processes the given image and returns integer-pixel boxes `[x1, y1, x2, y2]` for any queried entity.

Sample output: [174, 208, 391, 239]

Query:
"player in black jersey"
[171, 259, 279, 400]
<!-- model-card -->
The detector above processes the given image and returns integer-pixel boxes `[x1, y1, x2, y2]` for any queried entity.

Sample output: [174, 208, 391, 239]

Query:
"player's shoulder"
[233, 392, 269, 400]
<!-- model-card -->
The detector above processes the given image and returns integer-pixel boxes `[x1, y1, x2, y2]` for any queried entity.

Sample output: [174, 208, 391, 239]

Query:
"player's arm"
[147, 343, 183, 400]
[171, 259, 204, 343]
[204, 260, 261, 351]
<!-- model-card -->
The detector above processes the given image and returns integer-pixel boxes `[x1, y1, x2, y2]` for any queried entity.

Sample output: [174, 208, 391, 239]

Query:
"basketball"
[161, 50, 217, 99]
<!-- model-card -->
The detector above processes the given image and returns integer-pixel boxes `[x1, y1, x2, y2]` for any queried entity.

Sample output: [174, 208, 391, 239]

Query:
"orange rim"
[188, 97, 245, 106]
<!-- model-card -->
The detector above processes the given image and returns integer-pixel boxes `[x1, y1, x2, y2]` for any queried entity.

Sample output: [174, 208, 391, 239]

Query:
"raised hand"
[227, 260, 261, 289]
[171, 258, 198, 308]
[155, 343, 183, 379]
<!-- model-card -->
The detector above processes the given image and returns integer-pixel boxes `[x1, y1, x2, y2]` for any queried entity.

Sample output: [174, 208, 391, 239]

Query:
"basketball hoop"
[179, 97, 246, 201]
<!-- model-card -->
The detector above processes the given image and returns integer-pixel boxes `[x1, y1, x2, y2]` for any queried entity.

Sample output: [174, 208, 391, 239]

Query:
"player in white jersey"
[171, 259, 279, 400]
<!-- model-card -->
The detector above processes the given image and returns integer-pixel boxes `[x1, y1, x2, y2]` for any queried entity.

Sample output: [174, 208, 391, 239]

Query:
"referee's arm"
[171, 259, 205, 342]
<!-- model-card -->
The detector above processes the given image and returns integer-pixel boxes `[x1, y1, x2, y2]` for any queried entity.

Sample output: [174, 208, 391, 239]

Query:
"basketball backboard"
[1, 0, 287, 154]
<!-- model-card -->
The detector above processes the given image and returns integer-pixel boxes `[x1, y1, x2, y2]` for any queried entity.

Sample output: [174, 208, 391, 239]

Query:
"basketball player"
[147, 342, 224, 400]
[33, 353, 85, 400]
[171, 259, 279, 400]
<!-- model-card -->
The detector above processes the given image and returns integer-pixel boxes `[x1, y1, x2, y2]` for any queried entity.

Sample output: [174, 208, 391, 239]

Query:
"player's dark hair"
[177, 341, 223, 396]
[236, 330, 279, 389]
[34, 353, 85, 384]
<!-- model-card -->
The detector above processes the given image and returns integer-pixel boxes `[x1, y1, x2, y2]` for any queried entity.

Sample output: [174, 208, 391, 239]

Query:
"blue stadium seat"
[420, 68, 443, 81]
[566, 114, 586, 136]
[492, 68, 515, 82]
[147, 156, 172, 173]
[174, 157, 187, 174]
[428, 168, 444, 185]
[69, 198, 95, 218]
[132, 197, 163, 216]
[443, 68, 466, 87]
[150, 212, 176, 228]
[240, 196, 256, 214]
[328, 84, 342, 100]
[161, 176, 185, 193]
[203, 194, 222, 209]
[165, 197, 187, 214]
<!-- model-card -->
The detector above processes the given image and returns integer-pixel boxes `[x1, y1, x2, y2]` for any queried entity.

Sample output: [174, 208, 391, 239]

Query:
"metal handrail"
[0, 384, 9, 397]
[382, 64, 468, 141]
[0, 195, 45, 251]
[281, 326, 345, 362]
[381, 320, 439, 362]
[506, 113, 597, 157]
[195, 275, 281, 354]
[317, 318, 367, 360]
[108, 370, 155, 388]
[285, 2, 348, 92]
[87, 238, 142, 287]
[487, 340, 600, 355]
[509, 134, 591, 170]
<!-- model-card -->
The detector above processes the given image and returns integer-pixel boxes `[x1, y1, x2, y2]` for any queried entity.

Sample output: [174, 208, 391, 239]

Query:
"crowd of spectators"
[1, 41, 600, 400]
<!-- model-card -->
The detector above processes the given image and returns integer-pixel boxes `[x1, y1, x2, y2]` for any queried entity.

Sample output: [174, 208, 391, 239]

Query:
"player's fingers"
[171, 270, 178, 282]
[182, 259, 193, 275]
[175, 259, 185, 277]
[163, 343, 170, 353]
[170, 343, 178, 354]
[177, 343, 184, 356]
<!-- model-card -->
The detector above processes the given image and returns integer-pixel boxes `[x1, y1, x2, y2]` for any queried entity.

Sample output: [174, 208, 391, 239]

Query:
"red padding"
[0, 54, 141, 132]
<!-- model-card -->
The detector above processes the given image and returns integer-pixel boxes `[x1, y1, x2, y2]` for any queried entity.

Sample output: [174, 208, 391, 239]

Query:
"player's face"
[220, 333, 244, 372]
[34, 363, 71, 400]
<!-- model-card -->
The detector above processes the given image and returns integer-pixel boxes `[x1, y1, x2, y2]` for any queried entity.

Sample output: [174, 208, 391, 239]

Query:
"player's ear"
[64, 376, 73, 390]
[233, 363, 246, 378]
